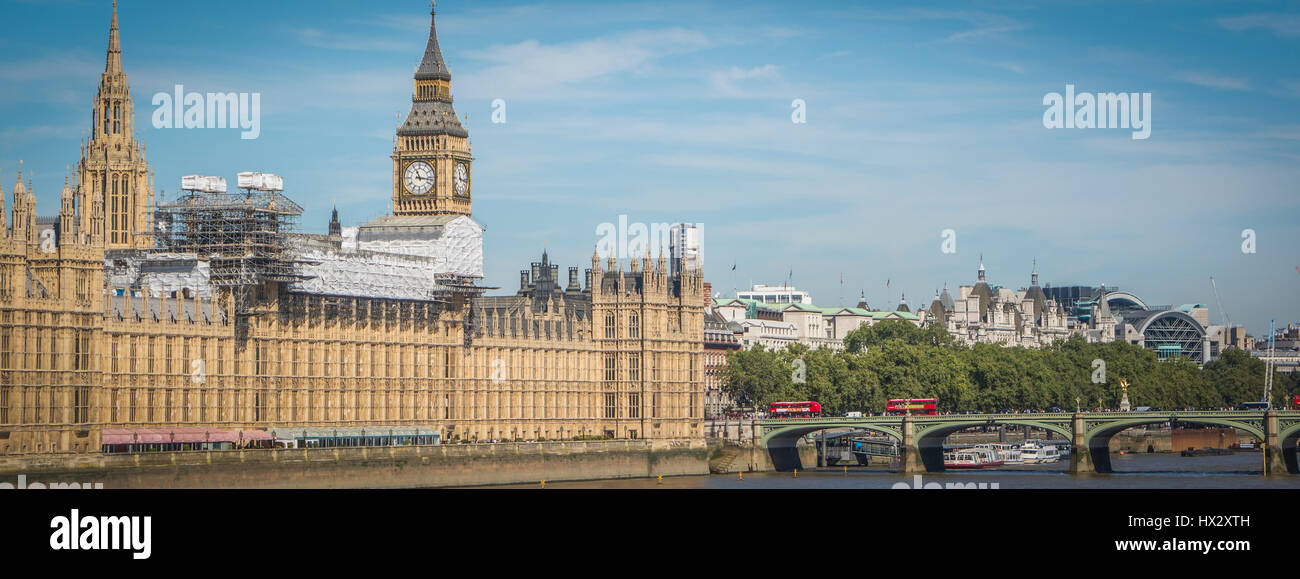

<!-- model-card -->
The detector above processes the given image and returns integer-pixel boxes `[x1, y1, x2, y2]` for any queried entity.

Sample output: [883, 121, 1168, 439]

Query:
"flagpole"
[732, 261, 737, 299]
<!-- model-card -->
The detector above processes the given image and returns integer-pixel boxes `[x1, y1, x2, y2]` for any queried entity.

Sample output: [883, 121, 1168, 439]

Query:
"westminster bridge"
[758, 411, 1300, 475]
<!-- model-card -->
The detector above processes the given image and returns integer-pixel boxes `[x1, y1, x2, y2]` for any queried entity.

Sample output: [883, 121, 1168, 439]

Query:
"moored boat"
[977, 443, 1022, 464]
[943, 450, 986, 469]
[944, 446, 1004, 469]
[1020, 441, 1060, 464]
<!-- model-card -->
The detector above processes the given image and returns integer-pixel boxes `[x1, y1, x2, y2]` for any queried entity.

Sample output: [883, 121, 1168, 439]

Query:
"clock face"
[404, 161, 434, 195]
[454, 163, 469, 196]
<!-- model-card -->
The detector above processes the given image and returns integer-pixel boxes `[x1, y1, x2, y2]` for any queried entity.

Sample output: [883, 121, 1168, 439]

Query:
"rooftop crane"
[1264, 319, 1275, 405]
[1210, 276, 1231, 328]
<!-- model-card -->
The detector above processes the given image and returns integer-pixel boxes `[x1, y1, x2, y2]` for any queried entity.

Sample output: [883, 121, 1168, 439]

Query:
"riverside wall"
[0, 440, 711, 489]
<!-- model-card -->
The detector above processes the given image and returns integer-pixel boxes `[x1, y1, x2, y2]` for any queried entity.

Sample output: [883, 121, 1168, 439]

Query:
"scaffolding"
[153, 187, 312, 347]
[154, 189, 306, 287]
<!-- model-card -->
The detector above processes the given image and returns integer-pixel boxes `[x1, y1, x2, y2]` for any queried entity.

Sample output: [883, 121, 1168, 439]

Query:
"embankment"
[0, 440, 711, 489]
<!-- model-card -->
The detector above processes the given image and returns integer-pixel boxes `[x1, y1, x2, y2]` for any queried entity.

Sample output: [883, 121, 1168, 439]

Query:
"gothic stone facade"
[0, 3, 705, 457]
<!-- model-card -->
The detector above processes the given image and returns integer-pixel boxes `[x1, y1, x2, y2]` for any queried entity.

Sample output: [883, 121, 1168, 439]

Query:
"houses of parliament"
[0, 3, 707, 457]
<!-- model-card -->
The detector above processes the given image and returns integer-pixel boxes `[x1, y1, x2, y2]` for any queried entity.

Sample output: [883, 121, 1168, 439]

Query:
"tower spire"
[107, 1, 122, 74]
[393, 1, 471, 219]
[416, 1, 451, 82]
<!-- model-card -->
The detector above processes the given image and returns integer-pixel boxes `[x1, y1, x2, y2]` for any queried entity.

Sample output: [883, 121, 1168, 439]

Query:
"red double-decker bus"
[887, 398, 939, 416]
[1294, 395, 1300, 409]
[767, 402, 822, 418]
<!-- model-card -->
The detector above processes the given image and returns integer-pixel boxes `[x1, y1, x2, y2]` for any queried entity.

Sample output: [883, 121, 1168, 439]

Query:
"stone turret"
[12, 167, 36, 244]
[328, 206, 342, 237]
[60, 173, 77, 245]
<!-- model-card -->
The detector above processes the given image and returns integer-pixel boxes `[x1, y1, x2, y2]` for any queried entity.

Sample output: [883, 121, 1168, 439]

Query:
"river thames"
[485, 452, 1300, 489]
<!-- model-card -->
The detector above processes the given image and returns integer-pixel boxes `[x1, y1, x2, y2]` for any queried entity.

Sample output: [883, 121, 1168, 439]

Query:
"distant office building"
[701, 283, 742, 418]
[1042, 285, 1150, 321]
[736, 284, 812, 305]
[928, 259, 1086, 347]
[669, 224, 701, 277]
[1116, 304, 1212, 364]
[714, 293, 919, 351]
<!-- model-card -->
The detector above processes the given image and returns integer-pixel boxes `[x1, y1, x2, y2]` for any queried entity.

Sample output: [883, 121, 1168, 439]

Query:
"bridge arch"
[1279, 421, 1300, 474]
[912, 418, 1074, 472]
[1083, 416, 1266, 473]
[760, 422, 903, 472]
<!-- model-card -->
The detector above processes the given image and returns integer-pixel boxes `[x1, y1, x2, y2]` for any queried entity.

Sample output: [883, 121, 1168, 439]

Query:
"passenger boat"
[943, 450, 986, 469]
[944, 447, 1004, 469]
[975, 443, 1022, 464]
[1020, 441, 1060, 464]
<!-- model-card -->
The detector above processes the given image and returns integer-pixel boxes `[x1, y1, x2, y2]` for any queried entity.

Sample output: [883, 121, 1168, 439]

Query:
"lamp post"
[1075, 397, 1081, 413]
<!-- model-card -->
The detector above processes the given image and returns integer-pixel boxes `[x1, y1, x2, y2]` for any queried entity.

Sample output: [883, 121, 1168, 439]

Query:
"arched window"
[102, 100, 109, 135]
[110, 175, 129, 244]
[113, 104, 121, 134]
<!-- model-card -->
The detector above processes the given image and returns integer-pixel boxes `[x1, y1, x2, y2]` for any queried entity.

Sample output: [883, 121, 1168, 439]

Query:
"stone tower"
[391, 1, 474, 218]
[76, 1, 155, 250]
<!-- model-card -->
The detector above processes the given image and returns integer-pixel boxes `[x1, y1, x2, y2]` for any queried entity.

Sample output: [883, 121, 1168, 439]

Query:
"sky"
[1, 0, 1297, 336]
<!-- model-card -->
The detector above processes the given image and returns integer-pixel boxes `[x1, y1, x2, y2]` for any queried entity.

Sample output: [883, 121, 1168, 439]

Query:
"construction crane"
[1210, 276, 1231, 328]
[1264, 319, 1275, 405]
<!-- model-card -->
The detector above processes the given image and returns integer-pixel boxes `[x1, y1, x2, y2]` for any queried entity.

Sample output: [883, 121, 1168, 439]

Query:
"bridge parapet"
[756, 411, 1296, 475]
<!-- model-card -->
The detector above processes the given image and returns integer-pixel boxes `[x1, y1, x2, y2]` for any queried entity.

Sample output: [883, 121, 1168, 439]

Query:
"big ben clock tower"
[393, 2, 473, 217]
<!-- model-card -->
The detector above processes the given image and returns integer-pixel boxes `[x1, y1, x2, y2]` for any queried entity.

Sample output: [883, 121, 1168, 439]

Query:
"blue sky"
[1, 0, 1298, 336]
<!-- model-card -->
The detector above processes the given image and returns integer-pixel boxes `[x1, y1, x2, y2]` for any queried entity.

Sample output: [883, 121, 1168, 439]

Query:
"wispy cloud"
[455, 28, 710, 100]
[842, 8, 1030, 43]
[296, 28, 409, 52]
[0, 124, 82, 143]
[971, 59, 1025, 74]
[1179, 72, 1251, 91]
[1218, 13, 1300, 38]
[1256, 124, 1300, 140]
[709, 64, 780, 97]
[0, 52, 101, 103]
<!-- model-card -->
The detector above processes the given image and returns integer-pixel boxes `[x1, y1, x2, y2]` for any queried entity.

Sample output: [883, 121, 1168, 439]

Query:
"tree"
[1202, 349, 1267, 408]
[844, 320, 953, 353]
[721, 324, 1274, 414]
